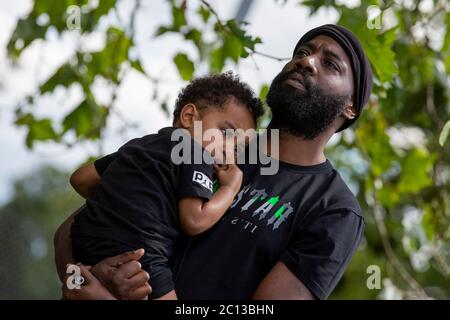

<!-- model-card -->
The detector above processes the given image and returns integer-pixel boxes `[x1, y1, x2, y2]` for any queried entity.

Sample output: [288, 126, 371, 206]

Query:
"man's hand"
[63, 264, 116, 300]
[89, 248, 152, 300]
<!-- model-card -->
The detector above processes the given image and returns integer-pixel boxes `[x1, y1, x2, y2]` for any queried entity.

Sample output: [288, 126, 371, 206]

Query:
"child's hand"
[214, 163, 243, 192]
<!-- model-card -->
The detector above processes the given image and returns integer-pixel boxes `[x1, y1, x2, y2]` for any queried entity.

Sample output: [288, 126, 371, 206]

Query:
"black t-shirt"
[172, 156, 364, 300]
[72, 126, 214, 298]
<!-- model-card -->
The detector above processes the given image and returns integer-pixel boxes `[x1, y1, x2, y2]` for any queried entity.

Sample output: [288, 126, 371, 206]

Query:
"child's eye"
[221, 129, 235, 138]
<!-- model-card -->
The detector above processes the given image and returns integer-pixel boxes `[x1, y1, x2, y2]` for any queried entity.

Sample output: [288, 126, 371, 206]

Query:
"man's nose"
[294, 55, 318, 76]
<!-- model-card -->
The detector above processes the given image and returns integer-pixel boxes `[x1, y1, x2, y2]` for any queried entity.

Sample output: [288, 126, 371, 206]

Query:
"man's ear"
[341, 97, 356, 120]
[179, 103, 201, 129]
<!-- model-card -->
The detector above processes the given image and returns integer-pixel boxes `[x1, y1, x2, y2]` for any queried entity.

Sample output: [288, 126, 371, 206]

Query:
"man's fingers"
[126, 284, 152, 300]
[104, 248, 145, 267]
[113, 260, 142, 280]
[78, 264, 96, 284]
[126, 270, 150, 290]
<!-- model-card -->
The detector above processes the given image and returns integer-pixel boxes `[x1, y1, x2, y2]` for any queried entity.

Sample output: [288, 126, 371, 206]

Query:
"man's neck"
[265, 125, 332, 166]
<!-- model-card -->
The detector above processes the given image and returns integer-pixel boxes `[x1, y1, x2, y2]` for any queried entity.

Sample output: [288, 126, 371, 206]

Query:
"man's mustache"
[277, 69, 313, 92]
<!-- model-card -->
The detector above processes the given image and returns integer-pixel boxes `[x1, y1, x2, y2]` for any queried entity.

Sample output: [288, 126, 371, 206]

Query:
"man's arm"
[252, 261, 315, 300]
[54, 206, 82, 281]
[54, 209, 151, 299]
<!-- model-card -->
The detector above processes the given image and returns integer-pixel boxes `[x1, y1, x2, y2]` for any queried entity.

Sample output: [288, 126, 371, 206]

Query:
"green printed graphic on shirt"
[230, 185, 294, 230]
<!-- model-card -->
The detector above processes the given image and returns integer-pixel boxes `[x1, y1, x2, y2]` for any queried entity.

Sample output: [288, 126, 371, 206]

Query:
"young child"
[69, 72, 264, 300]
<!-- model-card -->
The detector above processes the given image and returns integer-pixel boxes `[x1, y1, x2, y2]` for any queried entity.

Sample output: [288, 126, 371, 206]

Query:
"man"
[55, 24, 373, 300]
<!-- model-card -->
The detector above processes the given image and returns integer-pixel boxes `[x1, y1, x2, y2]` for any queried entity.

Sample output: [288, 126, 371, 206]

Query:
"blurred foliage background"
[0, 0, 449, 299]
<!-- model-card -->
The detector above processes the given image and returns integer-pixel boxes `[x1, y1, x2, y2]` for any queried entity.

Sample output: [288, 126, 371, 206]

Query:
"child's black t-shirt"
[71, 126, 214, 298]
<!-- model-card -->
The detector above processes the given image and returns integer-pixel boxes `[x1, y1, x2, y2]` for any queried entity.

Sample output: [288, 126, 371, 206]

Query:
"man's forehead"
[302, 35, 351, 64]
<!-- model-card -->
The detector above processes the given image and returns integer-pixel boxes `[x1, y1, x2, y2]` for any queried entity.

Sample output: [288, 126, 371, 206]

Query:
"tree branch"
[200, 0, 290, 62]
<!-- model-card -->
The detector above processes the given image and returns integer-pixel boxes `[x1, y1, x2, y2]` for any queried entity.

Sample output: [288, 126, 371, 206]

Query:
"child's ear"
[179, 103, 201, 129]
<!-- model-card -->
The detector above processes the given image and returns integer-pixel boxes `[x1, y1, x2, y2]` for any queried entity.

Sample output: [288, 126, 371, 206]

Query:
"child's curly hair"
[173, 71, 265, 125]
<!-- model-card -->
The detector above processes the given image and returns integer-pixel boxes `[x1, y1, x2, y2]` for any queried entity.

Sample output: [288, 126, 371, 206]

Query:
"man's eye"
[326, 60, 339, 72]
[296, 50, 309, 58]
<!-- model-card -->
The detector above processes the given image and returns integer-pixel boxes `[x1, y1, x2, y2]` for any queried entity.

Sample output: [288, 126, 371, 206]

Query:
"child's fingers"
[214, 164, 228, 171]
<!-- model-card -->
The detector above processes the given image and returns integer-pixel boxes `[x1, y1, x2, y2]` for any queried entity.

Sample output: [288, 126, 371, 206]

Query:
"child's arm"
[70, 163, 101, 199]
[179, 163, 243, 236]
[70, 152, 117, 199]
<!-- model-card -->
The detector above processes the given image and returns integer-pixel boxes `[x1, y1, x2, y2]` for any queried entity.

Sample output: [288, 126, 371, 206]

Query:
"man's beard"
[266, 69, 350, 140]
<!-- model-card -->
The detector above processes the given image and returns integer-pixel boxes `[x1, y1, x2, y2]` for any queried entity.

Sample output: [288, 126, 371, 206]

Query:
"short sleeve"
[94, 152, 117, 176]
[280, 209, 364, 300]
[178, 162, 214, 201]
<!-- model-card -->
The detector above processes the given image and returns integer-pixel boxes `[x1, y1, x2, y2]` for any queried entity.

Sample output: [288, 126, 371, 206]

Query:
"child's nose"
[223, 144, 235, 164]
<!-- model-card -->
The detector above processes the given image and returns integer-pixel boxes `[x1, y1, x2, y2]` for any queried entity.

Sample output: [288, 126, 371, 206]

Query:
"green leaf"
[86, 27, 132, 83]
[184, 28, 204, 57]
[154, 25, 171, 36]
[15, 114, 58, 148]
[223, 34, 243, 63]
[173, 53, 194, 81]
[40, 64, 79, 94]
[376, 183, 400, 209]
[439, 120, 450, 147]
[90, 0, 116, 25]
[443, 13, 450, 52]
[209, 46, 225, 72]
[300, 0, 340, 15]
[29, 119, 58, 141]
[338, 8, 398, 83]
[7, 0, 116, 60]
[422, 205, 436, 241]
[225, 20, 246, 38]
[356, 108, 396, 177]
[259, 84, 269, 100]
[62, 97, 107, 138]
[197, 5, 211, 23]
[171, 2, 187, 31]
[445, 54, 450, 74]
[7, 15, 47, 60]
[224, 20, 262, 55]
[397, 148, 435, 194]
[155, 2, 187, 36]
[130, 59, 146, 75]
